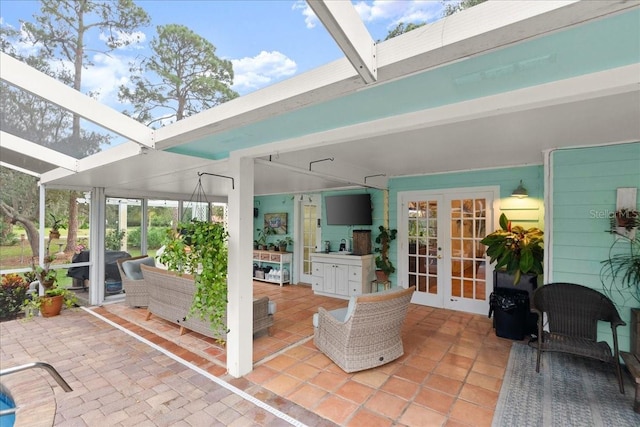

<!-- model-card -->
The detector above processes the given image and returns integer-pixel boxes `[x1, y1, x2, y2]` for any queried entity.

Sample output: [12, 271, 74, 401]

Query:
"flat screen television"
[325, 193, 373, 225]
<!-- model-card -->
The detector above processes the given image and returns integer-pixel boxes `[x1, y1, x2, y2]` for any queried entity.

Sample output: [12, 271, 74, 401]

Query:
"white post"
[226, 155, 255, 377]
[89, 187, 106, 306]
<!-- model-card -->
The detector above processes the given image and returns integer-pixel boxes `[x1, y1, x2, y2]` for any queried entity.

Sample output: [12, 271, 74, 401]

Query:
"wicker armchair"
[313, 286, 415, 373]
[116, 255, 155, 308]
[532, 282, 626, 393]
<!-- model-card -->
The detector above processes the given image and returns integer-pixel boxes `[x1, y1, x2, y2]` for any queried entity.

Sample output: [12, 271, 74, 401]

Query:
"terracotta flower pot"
[39, 295, 63, 317]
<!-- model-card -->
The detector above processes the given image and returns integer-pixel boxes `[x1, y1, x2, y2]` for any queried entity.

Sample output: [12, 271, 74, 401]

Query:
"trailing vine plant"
[160, 220, 229, 338]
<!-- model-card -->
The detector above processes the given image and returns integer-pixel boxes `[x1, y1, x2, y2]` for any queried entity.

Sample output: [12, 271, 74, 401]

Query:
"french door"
[398, 187, 498, 315]
[298, 195, 321, 284]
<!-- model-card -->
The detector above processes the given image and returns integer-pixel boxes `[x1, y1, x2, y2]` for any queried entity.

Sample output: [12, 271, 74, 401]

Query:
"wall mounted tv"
[325, 193, 373, 226]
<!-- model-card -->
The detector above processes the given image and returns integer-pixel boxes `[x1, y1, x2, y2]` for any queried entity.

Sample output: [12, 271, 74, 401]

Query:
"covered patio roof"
[2, 1, 638, 199]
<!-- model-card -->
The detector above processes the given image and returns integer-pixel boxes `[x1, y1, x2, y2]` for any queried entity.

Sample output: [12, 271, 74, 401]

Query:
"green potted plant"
[22, 280, 77, 318]
[277, 236, 293, 252]
[32, 255, 57, 290]
[159, 220, 228, 336]
[480, 213, 544, 284]
[374, 226, 398, 282]
[255, 226, 276, 250]
[48, 213, 65, 240]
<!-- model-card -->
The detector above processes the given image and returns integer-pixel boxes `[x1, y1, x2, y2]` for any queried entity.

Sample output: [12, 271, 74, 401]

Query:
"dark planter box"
[632, 308, 640, 358]
[493, 270, 539, 336]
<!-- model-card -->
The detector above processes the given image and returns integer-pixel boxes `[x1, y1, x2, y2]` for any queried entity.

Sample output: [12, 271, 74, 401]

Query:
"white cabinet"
[311, 253, 374, 299]
[253, 250, 292, 286]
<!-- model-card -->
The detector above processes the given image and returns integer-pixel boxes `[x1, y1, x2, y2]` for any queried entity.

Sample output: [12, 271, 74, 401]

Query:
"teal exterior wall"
[551, 142, 640, 352]
[318, 189, 384, 255]
[253, 145, 640, 352]
[388, 165, 545, 283]
[253, 189, 385, 253]
[253, 194, 295, 250]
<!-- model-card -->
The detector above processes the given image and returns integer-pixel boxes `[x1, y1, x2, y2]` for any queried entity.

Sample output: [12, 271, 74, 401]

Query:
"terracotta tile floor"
[99, 281, 514, 426]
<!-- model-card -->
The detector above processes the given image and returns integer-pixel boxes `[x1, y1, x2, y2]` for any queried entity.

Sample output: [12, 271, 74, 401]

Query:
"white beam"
[0, 161, 40, 178]
[1, 131, 78, 171]
[307, 0, 376, 84]
[0, 52, 154, 148]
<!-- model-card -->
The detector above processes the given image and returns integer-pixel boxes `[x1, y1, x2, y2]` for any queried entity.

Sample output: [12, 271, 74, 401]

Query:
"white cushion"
[313, 304, 355, 328]
[122, 257, 156, 280]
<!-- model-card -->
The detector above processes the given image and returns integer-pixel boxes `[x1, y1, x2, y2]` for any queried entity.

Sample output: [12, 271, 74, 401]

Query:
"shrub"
[127, 227, 167, 249]
[105, 229, 126, 250]
[0, 273, 29, 320]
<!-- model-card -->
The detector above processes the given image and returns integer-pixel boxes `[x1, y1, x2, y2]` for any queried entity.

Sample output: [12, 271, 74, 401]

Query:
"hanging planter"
[614, 208, 639, 230]
[159, 173, 229, 340]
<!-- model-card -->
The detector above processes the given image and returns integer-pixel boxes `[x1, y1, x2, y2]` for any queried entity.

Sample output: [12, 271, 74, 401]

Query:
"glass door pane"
[447, 196, 489, 313]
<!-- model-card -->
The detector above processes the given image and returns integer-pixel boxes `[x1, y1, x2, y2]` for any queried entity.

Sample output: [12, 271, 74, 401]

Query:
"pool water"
[0, 392, 15, 427]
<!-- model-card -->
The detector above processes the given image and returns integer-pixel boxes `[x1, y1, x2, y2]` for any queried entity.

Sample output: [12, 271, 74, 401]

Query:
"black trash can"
[489, 288, 530, 340]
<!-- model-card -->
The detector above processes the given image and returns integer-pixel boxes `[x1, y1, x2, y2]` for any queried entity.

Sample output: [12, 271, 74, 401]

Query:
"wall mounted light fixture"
[511, 180, 528, 198]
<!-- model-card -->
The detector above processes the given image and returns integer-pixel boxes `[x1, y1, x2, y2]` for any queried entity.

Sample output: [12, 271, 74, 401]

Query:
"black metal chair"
[532, 282, 626, 393]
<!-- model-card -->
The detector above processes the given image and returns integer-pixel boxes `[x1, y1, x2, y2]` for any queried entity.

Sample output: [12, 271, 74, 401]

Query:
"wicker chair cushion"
[268, 300, 277, 315]
[313, 307, 349, 328]
[312, 293, 364, 328]
[122, 256, 156, 280]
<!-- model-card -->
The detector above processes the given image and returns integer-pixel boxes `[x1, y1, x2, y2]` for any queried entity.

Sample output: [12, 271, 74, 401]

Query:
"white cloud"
[294, 1, 442, 32]
[292, 0, 318, 29]
[98, 30, 146, 50]
[354, 0, 442, 26]
[231, 51, 297, 93]
[81, 52, 131, 104]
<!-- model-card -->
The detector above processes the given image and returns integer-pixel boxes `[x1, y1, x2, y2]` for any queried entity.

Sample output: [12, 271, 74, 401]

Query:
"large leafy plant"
[160, 220, 229, 337]
[601, 233, 640, 305]
[480, 213, 544, 283]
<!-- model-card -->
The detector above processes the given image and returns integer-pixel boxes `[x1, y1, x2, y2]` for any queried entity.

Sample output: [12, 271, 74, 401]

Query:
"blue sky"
[1, 1, 449, 106]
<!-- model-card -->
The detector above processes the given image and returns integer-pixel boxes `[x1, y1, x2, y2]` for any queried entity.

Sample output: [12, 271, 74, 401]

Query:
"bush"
[127, 227, 167, 249]
[0, 273, 29, 320]
[0, 222, 19, 246]
[105, 229, 126, 250]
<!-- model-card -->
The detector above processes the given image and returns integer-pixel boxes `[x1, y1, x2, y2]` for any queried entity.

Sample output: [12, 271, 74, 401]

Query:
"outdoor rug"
[492, 342, 640, 427]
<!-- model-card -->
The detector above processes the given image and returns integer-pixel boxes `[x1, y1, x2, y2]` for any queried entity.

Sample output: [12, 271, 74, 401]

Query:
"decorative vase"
[49, 230, 60, 240]
[39, 295, 63, 317]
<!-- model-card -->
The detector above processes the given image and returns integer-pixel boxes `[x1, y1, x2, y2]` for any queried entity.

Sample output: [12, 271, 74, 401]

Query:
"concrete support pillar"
[226, 155, 255, 377]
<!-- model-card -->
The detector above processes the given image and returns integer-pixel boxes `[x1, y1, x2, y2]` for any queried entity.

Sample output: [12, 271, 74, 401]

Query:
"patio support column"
[226, 155, 255, 377]
[89, 187, 106, 306]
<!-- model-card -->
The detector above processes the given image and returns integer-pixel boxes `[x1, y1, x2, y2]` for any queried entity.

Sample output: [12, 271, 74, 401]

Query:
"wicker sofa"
[139, 264, 274, 340]
[313, 286, 415, 373]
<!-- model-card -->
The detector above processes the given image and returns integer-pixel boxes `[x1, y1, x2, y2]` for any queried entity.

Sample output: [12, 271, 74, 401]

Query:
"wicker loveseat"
[140, 264, 274, 340]
[532, 282, 626, 393]
[117, 255, 156, 308]
[313, 286, 415, 373]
